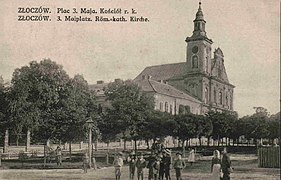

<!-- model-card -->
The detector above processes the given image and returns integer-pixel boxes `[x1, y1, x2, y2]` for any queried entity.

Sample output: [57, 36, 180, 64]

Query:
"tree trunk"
[182, 140, 186, 157]
[69, 141, 72, 160]
[134, 139, 137, 154]
[199, 137, 202, 147]
[146, 139, 150, 149]
[123, 139, 126, 150]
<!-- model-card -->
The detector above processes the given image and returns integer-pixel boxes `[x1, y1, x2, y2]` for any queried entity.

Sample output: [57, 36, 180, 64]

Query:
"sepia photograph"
[0, 0, 280, 179]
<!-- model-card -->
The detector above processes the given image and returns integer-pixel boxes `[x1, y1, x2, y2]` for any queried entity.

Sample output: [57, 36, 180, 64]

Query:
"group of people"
[112, 147, 232, 180]
[211, 148, 232, 180]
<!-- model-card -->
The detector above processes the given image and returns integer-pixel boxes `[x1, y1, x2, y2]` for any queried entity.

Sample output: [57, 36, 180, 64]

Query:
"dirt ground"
[0, 166, 280, 180]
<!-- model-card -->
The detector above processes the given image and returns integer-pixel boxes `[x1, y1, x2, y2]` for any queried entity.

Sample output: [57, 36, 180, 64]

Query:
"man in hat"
[163, 149, 172, 180]
[136, 153, 146, 180]
[55, 146, 62, 167]
[127, 152, 137, 180]
[113, 152, 124, 180]
[173, 152, 186, 180]
[158, 153, 165, 180]
[221, 148, 232, 180]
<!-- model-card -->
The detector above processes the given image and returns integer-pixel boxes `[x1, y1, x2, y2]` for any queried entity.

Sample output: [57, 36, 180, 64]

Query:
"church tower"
[186, 2, 212, 75]
[184, 2, 213, 108]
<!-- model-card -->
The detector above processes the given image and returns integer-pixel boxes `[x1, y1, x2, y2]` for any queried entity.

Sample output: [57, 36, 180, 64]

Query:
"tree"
[206, 111, 235, 146]
[174, 113, 197, 152]
[268, 112, 280, 144]
[195, 115, 212, 146]
[103, 79, 155, 151]
[0, 76, 9, 142]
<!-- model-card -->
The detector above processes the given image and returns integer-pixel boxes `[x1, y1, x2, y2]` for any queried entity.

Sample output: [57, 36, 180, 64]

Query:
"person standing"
[128, 152, 137, 180]
[221, 148, 232, 180]
[211, 150, 221, 180]
[56, 146, 62, 167]
[82, 152, 89, 173]
[188, 149, 195, 166]
[147, 153, 156, 180]
[153, 156, 161, 180]
[173, 152, 186, 180]
[163, 149, 172, 180]
[158, 153, 165, 180]
[136, 153, 146, 180]
[113, 152, 124, 180]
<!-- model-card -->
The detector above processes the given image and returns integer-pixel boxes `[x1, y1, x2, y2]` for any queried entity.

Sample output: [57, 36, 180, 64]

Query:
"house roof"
[134, 62, 187, 81]
[134, 79, 201, 103]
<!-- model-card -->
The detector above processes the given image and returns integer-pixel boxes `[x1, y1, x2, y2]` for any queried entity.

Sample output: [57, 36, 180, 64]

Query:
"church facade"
[91, 3, 235, 115]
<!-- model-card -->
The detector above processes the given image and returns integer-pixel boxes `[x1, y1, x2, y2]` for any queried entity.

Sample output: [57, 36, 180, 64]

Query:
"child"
[136, 153, 146, 180]
[113, 152, 124, 180]
[174, 152, 186, 180]
[82, 153, 89, 173]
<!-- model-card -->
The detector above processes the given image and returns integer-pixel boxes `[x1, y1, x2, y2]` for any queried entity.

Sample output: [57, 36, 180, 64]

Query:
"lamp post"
[86, 117, 94, 168]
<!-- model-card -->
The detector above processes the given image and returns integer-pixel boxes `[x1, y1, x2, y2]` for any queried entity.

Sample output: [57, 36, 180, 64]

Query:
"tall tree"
[103, 79, 154, 151]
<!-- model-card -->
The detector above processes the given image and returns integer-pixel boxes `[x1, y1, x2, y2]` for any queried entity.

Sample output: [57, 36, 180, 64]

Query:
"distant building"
[90, 2, 235, 115]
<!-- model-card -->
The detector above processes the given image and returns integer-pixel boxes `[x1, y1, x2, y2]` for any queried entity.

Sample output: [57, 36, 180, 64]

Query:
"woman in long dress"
[188, 149, 195, 166]
[211, 150, 221, 180]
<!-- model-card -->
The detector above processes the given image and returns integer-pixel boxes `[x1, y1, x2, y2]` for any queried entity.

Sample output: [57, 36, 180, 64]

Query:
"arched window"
[165, 102, 169, 112]
[219, 92, 223, 105]
[230, 95, 233, 110]
[170, 105, 173, 114]
[204, 88, 209, 104]
[205, 57, 208, 73]
[192, 55, 199, 68]
[225, 94, 228, 106]
[160, 102, 163, 111]
[213, 89, 217, 103]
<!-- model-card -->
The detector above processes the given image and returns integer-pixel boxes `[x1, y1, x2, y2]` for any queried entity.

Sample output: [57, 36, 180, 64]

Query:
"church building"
[91, 2, 235, 115]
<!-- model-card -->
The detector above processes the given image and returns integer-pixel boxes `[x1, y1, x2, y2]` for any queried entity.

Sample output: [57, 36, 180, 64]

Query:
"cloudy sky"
[0, 0, 279, 117]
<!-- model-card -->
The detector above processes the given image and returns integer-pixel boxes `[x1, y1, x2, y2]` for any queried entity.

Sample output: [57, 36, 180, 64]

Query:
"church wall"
[210, 79, 234, 111]
[153, 93, 201, 115]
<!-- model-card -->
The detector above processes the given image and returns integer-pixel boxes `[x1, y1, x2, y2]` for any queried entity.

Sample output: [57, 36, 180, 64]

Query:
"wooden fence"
[258, 147, 280, 168]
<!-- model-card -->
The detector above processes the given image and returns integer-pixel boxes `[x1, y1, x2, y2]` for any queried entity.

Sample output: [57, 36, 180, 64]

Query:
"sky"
[0, 0, 280, 117]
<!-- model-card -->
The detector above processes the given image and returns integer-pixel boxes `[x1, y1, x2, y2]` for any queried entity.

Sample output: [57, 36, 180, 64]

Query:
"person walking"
[113, 152, 124, 180]
[173, 152, 186, 180]
[55, 146, 62, 167]
[211, 150, 221, 180]
[136, 153, 146, 180]
[188, 149, 195, 166]
[221, 148, 232, 180]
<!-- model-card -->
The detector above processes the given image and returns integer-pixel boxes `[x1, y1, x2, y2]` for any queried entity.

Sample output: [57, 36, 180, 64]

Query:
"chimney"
[97, 80, 104, 84]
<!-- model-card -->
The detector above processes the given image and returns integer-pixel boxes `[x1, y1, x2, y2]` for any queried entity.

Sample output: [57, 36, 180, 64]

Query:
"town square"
[0, 0, 280, 179]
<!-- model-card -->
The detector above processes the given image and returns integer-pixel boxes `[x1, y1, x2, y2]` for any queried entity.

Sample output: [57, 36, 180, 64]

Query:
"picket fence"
[258, 146, 280, 168]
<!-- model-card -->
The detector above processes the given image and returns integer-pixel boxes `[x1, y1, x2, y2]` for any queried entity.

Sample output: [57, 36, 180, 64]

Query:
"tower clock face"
[192, 46, 198, 53]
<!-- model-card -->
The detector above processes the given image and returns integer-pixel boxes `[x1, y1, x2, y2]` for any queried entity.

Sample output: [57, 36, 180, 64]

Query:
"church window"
[192, 55, 199, 68]
[160, 102, 163, 111]
[205, 57, 208, 73]
[165, 102, 169, 112]
[226, 94, 228, 106]
[213, 89, 217, 103]
[204, 88, 209, 104]
[170, 104, 173, 114]
[230, 95, 233, 110]
[219, 92, 223, 105]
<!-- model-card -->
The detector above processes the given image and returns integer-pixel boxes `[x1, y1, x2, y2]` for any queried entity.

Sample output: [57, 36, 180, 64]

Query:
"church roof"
[134, 62, 187, 81]
[134, 78, 201, 103]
